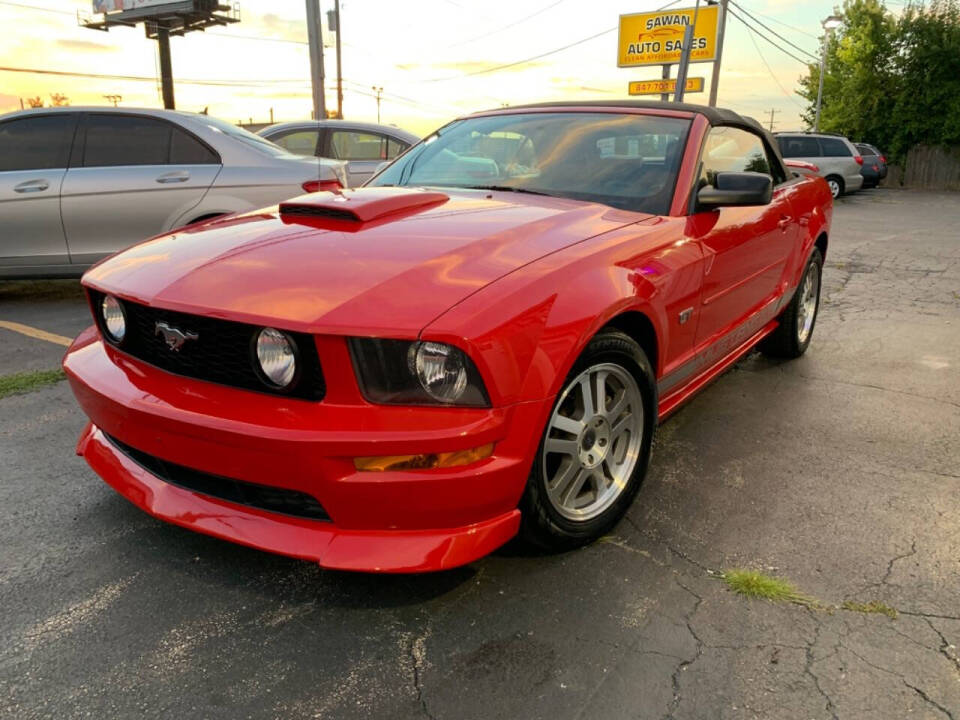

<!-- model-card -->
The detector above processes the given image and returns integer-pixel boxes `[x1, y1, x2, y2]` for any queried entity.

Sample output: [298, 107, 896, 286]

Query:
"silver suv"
[775, 132, 863, 199]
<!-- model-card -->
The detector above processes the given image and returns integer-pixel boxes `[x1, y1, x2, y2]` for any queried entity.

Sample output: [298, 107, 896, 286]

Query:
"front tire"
[519, 330, 656, 550]
[760, 248, 823, 359]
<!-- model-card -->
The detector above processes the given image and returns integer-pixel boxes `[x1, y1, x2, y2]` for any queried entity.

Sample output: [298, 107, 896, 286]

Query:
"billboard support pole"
[660, 64, 670, 102]
[335, 0, 343, 119]
[708, 0, 728, 107]
[157, 28, 174, 110]
[674, 0, 701, 103]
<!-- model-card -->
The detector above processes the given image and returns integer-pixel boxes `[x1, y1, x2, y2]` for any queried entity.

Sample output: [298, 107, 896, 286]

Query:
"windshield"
[369, 112, 691, 215]
[195, 115, 291, 157]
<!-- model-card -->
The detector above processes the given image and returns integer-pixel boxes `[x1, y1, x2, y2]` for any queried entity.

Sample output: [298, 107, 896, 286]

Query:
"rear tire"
[519, 330, 656, 551]
[760, 248, 823, 359]
[825, 176, 844, 199]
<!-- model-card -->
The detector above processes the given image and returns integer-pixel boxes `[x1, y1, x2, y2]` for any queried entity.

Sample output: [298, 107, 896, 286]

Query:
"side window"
[700, 126, 784, 185]
[170, 127, 219, 164]
[819, 138, 852, 157]
[856, 144, 876, 157]
[271, 130, 320, 156]
[386, 137, 409, 159]
[778, 136, 820, 158]
[330, 130, 389, 161]
[83, 114, 171, 167]
[0, 115, 76, 172]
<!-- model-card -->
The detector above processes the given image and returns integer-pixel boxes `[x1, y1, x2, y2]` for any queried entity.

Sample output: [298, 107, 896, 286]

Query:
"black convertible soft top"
[494, 100, 763, 133]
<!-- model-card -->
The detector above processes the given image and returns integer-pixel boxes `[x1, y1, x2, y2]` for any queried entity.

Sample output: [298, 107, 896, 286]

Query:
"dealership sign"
[93, 0, 181, 12]
[628, 77, 705, 95]
[617, 6, 719, 67]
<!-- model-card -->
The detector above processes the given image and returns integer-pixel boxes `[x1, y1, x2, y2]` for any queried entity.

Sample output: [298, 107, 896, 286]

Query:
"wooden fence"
[885, 145, 960, 189]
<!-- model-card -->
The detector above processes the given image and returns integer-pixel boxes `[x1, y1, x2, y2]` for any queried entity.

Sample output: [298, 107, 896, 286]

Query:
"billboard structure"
[83, 0, 240, 109]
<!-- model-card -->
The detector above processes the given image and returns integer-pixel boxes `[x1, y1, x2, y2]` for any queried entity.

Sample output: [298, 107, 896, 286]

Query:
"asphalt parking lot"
[1, 189, 958, 719]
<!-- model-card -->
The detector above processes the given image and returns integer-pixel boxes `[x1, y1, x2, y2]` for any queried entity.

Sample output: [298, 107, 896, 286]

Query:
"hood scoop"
[279, 187, 449, 224]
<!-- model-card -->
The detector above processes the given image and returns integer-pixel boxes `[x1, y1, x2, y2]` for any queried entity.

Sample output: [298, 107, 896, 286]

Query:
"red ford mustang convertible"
[64, 102, 831, 573]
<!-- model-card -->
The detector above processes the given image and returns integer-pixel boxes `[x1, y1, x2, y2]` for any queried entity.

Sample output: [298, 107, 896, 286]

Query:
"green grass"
[0, 369, 66, 399]
[841, 600, 898, 619]
[722, 569, 817, 607]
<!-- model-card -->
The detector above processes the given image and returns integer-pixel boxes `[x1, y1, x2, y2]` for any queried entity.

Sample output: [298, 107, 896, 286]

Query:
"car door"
[326, 128, 406, 186]
[0, 113, 77, 270]
[267, 127, 322, 157]
[60, 113, 221, 265]
[691, 126, 797, 352]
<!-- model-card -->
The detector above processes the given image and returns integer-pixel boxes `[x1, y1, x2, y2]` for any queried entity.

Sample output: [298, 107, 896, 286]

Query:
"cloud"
[255, 12, 307, 43]
[56, 39, 114, 52]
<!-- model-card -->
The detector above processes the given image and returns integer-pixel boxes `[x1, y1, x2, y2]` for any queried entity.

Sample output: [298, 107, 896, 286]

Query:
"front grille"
[105, 433, 331, 522]
[89, 291, 325, 401]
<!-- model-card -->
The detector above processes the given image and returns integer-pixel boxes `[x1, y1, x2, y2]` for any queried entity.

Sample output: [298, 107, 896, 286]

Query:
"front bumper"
[64, 327, 549, 573]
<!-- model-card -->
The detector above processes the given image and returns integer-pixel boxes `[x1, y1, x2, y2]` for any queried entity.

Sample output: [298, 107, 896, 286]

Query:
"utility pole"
[660, 64, 670, 102]
[305, 0, 326, 120]
[766, 108, 780, 131]
[372, 86, 383, 123]
[334, 0, 343, 118]
[157, 28, 174, 109]
[674, 0, 701, 103]
[815, 13, 843, 131]
[708, 0, 728, 107]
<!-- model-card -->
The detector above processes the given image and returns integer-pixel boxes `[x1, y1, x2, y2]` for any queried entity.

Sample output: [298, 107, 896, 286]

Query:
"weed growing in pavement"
[841, 600, 898, 618]
[0, 369, 66, 399]
[721, 569, 818, 607]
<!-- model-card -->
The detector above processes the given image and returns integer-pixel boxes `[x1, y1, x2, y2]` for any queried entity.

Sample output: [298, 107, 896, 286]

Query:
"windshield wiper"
[461, 185, 552, 197]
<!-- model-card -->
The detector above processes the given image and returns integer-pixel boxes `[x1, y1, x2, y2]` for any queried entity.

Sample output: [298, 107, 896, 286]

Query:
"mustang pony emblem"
[154, 321, 199, 352]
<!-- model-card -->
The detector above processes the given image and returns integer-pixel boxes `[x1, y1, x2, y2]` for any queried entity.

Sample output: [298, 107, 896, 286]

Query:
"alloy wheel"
[542, 363, 644, 521]
[797, 261, 820, 344]
[828, 179, 841, 198]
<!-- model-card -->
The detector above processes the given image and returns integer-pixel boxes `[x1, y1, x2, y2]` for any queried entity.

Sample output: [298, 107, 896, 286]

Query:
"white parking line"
[0, 321, 72, 348]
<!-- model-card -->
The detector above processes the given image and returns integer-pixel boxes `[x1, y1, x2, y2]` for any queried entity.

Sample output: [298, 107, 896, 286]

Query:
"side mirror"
[697, 172, 773, 208]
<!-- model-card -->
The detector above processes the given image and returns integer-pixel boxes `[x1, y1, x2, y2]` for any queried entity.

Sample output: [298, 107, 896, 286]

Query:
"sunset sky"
[0, 0, 874, 136]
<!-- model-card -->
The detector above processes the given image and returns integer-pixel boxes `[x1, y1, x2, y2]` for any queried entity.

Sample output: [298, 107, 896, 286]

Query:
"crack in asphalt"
[659, 580, 704, 720]
[907, 683, 957, 720]
[925, 618, 960, 676]
[802, 608, 840, 720]
[882, 539, 918, 586]
[406, 627, 435, 720]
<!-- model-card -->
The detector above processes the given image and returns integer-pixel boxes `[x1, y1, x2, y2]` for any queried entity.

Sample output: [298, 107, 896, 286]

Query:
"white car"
[0, 107, 348, 278]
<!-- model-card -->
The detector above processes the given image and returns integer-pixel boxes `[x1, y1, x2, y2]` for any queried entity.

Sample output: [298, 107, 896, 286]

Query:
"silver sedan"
[258, 120, 419, 187]
[0, 107, 348, 278]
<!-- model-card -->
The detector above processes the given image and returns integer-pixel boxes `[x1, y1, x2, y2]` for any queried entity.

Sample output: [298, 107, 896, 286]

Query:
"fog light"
[100, 295, 126, 343]
[354, 443, 494, 472]
[255, 327, 297, 388]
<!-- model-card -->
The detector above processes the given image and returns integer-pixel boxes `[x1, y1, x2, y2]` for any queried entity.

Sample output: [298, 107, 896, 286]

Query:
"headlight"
[348, 338, 489, 406]
[100, 295, 126, 343]
[255, 328, 297, 388]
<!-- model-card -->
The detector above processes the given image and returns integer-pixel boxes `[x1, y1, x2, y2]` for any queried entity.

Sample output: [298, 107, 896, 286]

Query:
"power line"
[730, 1, 818, 61]
[0, 1, 74, 15]
[422, 0, 683, 83]
[735, 6, 819, 40]
[736, 15, 807, 110]
[443, 0, 568, 49]
[727, 7, 813, 66]
[0, 65, 308, 87]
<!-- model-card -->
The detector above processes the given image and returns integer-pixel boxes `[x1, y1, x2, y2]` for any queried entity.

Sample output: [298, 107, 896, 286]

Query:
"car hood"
[83, 187, 650, 336]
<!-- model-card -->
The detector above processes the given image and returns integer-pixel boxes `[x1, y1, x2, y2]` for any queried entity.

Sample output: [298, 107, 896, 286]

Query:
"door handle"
[777, 214, 792, 230]
[156, 171, 190, 184]
[13, 179, 49, 193]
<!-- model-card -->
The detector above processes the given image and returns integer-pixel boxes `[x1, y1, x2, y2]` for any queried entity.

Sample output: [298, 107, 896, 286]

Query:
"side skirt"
[657, 318, 779, 422]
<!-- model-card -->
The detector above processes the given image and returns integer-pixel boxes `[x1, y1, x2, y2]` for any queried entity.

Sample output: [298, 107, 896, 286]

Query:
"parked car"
[0, 107, 348, 278]
[855, 143, 888, 188]
[775, 131, 863, 199]
[64, 101, 832, 573]
[258, 120, 419, 186]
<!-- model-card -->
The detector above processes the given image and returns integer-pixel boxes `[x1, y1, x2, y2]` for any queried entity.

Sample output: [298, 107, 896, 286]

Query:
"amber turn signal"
[354, 443, 494, 472]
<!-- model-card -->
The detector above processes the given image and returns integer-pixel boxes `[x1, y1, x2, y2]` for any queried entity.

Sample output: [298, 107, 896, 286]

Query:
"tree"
[798, 0, 960, 162]
[25, 96, 43, 108]
[49, 93, 70, 107]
